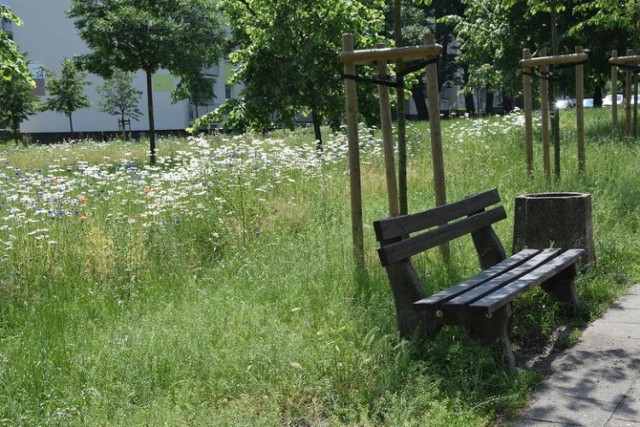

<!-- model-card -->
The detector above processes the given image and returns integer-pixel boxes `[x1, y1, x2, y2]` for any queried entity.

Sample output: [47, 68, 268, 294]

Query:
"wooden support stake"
[425, 34, 446, 210]
[376, 45, 400, 218]
[342, 34, 365, 267]
[424, 33, 449, 260]
[625, 49, 633, 137]
[540, 49, 550, 177]
[611, 50, 618, 139]
[523, 48, 534, 174]
[576, 46, 586, 174]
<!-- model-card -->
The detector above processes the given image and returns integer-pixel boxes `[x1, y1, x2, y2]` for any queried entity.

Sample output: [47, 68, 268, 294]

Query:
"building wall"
[7, 0, 232, 136]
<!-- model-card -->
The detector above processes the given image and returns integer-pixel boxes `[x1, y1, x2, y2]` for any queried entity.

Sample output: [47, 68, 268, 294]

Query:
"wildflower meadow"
[0, 108, 638, 425]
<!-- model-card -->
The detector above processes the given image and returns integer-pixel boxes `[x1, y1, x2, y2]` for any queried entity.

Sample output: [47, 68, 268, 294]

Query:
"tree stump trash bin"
[513, 192, 595, 264]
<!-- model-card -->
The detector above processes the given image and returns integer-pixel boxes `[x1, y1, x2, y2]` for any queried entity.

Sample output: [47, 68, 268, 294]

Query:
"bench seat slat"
[413, 249, 539, 309]
[470, 248, 585, 314]
[443, 248, 561, 307]
[377, 206, 507, 266]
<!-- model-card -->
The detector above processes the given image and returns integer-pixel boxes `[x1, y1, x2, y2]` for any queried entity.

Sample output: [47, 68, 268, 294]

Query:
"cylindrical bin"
[513, 192, 595, 264]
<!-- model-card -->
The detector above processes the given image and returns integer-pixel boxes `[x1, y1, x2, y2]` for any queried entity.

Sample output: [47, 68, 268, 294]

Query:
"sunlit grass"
[0, 108, 638, 425]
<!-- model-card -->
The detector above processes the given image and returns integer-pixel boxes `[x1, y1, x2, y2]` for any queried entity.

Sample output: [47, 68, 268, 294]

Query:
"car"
[583, 98, 594, 108]
[555, 99, 574, 109]
[603, 94, 624, 106]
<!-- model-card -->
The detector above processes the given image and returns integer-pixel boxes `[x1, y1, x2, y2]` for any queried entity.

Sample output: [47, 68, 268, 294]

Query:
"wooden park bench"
[373, 188, 584, 368]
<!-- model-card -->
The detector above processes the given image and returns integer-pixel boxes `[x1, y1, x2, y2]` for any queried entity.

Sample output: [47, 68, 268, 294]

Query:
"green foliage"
[527, 0, 566, 14]
[0, 63, 40, 141]
[440, 0, 528, 97]
[573, 0, 640, 51]
[0, 6, 31, 84]
[96, 70, 143, 124]
[188, 98, 247, 134]
[68, 0, 226, 162]
[442, 0, 639, 101]
[171, 71, 215, 113]
[68, 0, 225, 77]
[44, 58, 90, 135]
[218, 0, 385, 139]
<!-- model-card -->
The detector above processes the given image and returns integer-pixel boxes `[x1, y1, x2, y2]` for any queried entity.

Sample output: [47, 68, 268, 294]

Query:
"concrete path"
[512, 284, 640, 426]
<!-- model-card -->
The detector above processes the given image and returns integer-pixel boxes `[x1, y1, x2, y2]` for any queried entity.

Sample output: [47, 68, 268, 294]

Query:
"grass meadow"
[0, 107, 638, 426]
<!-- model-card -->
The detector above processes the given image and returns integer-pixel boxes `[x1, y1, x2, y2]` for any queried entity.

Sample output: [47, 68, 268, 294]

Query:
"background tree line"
[2, 1, 640, 153]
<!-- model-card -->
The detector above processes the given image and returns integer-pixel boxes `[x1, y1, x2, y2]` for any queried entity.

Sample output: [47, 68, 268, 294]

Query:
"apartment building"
[3, 0, 235, 140]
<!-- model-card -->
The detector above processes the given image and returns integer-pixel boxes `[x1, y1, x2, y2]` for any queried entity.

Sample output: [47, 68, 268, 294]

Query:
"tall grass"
[0, 107, 638, 426]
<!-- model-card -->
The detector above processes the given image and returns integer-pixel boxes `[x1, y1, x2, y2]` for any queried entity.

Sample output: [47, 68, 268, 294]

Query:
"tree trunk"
[464, 93, 476, 116]
[486, 89, 494, 115]
[120, 112, 126, 139]
[551, 4, 561, 179]
[594, 84, 603, 107]
[311, 108, 322, 152]
[145, 69, 157, 165]
[462, 65, 476, 116]
[11, 117, 21, 146]
[502, 93, 514, 113]
[394, 0, 408, 215]
[411, 82, 428, 120]
[68, 114, 74, 139]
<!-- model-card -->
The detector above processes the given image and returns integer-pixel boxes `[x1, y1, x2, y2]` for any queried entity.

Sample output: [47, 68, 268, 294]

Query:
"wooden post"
[394, 0, 408, 216]
[611, 50, 618, 139]
[539, 49, 550, 177]
[523, 48, 534, 174]
[576, 46, 586, 174]
[635, 68, 639, 138]
[376, 45, 400, 218]
[424, 33, 448, 259]
[520, 50, 590, 177]
[342, 34, 365, 267]
[625, 49, 633, 137]
[425, 33, 446, 210]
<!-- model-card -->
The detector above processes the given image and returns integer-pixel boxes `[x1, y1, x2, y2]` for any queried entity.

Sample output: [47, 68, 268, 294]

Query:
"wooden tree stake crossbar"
[339, 33, 447, 267]
[609, 51, 639, 138]
[339, 44, 442, 66]
[519, 52, 588, 67]
[609, 55, 640, 65]
[343, 57, 440, 88]
[521, 48, 588, 177]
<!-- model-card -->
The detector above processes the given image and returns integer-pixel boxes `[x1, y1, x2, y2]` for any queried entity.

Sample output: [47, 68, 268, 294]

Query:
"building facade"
[3, 0, 235, 140]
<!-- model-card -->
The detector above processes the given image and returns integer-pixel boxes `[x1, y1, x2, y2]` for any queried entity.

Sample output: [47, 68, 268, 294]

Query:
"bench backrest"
[373, 188, 507, 266]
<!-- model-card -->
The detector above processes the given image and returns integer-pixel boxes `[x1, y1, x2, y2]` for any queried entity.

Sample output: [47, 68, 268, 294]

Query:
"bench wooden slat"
[444, 248, 561, 307]
[373, 188, 501, 242]
[377, 206, 507, 266]
[413, 249, 539, 309]
[470, 249, 585, 314]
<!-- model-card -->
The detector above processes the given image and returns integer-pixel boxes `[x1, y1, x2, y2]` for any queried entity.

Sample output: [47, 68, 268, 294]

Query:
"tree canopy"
[217, 0, 385, 146]
[0, 6, 31, 83]
[68, 0, 225, 163]
[433, 0, 640, 106]
[0, 67, 39, 142]
[44, 58, 91, 137]
[96, 70, 143, 131]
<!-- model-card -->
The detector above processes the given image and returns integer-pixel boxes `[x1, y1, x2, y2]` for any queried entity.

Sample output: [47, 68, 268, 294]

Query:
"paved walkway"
[512, 284, 640, 426]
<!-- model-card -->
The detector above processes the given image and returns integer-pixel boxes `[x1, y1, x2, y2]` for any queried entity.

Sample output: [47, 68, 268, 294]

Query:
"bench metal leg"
[541, 263, 579, 313]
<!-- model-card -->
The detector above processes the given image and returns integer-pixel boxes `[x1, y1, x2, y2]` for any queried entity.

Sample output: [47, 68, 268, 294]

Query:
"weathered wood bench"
[373, 188, 584, 368]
